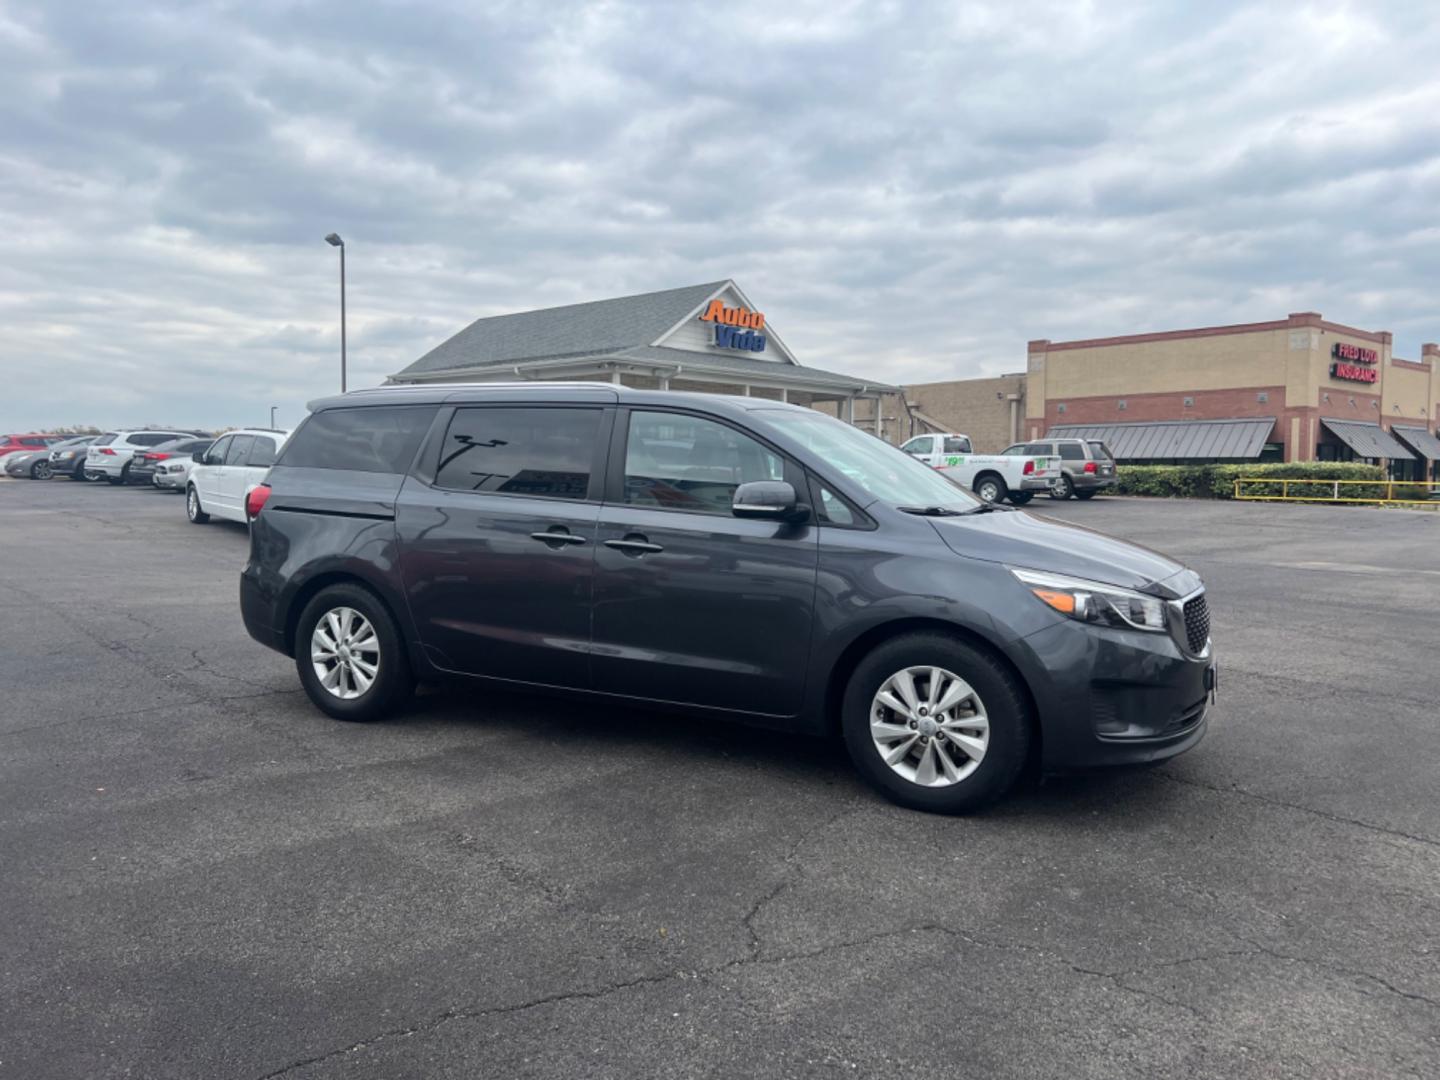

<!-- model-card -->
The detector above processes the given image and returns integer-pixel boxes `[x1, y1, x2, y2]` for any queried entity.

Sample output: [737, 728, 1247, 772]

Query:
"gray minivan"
[240, 385, 1214, 813]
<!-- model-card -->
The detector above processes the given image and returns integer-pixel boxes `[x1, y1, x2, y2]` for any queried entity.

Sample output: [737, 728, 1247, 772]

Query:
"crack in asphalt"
[1155, 770, 1440, 851]
[250, 924, 1439, 1078]
[740, 803, 858, 960]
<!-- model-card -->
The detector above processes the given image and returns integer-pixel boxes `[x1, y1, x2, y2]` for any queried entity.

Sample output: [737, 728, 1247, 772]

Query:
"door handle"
[529, 530, 588, 547]
[604, 537, 664, 555]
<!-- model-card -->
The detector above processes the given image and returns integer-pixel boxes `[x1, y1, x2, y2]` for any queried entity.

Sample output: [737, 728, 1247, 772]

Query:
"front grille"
[1182, 593, 1210, 654]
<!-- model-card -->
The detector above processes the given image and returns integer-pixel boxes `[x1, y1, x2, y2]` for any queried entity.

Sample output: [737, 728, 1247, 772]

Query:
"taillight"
[99, 447, 116, 455]
[245, 483, 271, 521]
[152, 453, 171, 461]
[1023, 460, 1034, 475]
[1084, 461, 1097, 474]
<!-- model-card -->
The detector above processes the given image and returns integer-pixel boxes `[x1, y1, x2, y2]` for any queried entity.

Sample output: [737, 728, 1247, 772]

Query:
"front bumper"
[1012, 617, 1213, 771]
[153, 470, 187, 489]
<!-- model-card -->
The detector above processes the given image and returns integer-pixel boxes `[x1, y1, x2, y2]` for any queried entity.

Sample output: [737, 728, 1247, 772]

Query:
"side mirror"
[732, 480, 809, 522]
[192, 450, 207, 463]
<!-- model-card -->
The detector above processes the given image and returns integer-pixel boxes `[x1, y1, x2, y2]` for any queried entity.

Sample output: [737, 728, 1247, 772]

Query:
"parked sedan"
[5, 436, 97, 479]
[130, 437, 214, 487]
[45, 436, 103, 480]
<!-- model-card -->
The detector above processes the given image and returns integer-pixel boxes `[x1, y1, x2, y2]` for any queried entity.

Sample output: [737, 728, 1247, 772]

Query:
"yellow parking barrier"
[1233, 477, 1440, 507]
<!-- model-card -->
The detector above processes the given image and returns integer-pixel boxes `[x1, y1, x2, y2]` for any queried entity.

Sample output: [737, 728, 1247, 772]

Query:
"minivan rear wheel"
[295, 584, 412, 722]
[841, 633, 1031, 813]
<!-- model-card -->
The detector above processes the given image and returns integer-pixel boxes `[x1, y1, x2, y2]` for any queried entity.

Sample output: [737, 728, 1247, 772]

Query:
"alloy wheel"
[311, 607, 381, 700]
[869, 665, 989, 787]
[33, 461, 52, 480]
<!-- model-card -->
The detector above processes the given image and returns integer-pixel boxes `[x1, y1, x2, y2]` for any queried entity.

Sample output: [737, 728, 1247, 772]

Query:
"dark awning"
[1048, 417, 1275, 461]
[1390, 425, 1440, 461]
[1319, 420, 1414, 460]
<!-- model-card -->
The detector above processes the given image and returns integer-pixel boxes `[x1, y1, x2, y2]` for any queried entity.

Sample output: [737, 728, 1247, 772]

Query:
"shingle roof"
[1320, 420, 1414, 461]
[1390, 425, 1440, 461]
[394, 282, 727, 376]
[1049, 417, 1276, 460]
[612, 346, 898, 392]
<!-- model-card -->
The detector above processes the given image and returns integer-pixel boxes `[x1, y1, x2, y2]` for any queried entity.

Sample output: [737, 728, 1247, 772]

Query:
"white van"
[187, 428, 292, 525]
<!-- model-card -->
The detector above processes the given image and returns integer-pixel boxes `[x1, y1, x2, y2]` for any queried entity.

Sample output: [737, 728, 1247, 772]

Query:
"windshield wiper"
[896, 505, 967, 516]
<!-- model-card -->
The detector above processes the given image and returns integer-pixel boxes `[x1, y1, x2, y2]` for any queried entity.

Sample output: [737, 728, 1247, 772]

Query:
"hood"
[928, 509, 1189, 595]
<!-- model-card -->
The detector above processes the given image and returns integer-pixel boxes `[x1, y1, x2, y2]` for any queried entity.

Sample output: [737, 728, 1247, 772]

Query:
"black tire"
[841, 632, 1033, 814]
[69, 467, 87, 481]
[973, 473, 1007, 504]
[1006, 491, 1034, 506]
[106, 473, 125, 486]
[31, 460, 53, 480]
[1074, 489, 1097, 500]
[1049, 474, 1074, 500]
[186, 485, 210, 523]
[294, 583, 413, 722]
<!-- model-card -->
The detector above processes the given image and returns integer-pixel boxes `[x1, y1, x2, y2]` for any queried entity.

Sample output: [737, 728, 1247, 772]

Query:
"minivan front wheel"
[186, 485, 210, 523]
[842, 634, 1031, 813]
[295, 584, 412, 722]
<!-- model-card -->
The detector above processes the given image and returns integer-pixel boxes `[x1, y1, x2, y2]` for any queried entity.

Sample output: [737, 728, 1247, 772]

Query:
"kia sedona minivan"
[240, 385, 1215, 813]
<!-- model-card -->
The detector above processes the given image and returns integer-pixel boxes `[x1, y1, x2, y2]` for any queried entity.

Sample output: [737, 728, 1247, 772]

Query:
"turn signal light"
[245, 483, 271, 521]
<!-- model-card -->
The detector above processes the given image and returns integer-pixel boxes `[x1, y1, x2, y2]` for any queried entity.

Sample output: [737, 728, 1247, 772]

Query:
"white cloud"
[1, 0, 1438, 429]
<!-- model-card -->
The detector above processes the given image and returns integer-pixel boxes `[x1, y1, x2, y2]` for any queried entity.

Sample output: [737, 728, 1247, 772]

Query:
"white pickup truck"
[899, 432, 1060, 505]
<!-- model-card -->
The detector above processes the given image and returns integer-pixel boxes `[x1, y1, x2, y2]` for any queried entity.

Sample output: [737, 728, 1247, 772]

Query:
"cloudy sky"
[3, 0, 1438, 430]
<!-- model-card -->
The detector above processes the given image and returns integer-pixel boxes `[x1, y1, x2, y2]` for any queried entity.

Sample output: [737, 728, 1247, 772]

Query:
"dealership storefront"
[388, 280, 900, 433]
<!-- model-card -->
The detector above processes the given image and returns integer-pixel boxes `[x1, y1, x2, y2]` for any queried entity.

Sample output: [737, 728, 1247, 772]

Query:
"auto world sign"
[1331, 342, 1378, 384]
[699, 300, 767, 353]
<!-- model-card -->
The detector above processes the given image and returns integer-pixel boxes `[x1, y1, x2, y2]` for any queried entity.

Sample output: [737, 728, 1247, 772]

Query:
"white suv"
[85, 430, 193, 484]
[186, 428, 292, 525]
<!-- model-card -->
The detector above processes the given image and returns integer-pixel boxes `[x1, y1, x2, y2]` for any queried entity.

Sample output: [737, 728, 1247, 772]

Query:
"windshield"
[762, 410, 980, 511]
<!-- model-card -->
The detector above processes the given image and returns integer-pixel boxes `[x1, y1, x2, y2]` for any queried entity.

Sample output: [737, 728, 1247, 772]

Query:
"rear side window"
[942, 436, 972, 454]
[435, 407, 600, 497]
[247, 436, 278, 468]
[280, 406, 437, 474]
[225, 435, 255, 465]
[624, 411, 783, 516]
[1058, 442, 1085, 461]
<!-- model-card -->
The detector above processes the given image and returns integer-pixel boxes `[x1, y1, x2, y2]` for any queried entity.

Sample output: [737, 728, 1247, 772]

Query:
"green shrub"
[1114, 461, 1388, 501]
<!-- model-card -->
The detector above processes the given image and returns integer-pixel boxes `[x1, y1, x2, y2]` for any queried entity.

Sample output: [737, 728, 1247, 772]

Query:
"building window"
[1183, 396, 1195, 408]
[1056, 403, 1067, 414]
[1257, 392, 1268, 404]
[1117, 399, 1127, 410]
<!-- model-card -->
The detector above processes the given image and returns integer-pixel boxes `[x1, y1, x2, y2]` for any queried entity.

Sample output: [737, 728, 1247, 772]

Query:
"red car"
[0, 433, 63, 458]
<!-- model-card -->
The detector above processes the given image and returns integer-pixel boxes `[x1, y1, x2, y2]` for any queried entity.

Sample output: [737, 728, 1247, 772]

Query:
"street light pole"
[269, 406, 277, 428]
[325, 233, 347, 392]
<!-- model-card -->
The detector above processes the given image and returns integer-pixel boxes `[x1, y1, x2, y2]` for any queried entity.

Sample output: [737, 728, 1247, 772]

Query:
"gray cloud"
[2, 0, 1439, 429]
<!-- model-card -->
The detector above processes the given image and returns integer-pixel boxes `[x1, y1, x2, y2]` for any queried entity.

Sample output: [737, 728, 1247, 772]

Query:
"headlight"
[59, 451, 76, 458]
[1010, 567, 1167, 633]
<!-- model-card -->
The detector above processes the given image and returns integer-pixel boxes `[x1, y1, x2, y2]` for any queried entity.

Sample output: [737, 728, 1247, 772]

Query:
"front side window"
[1001, 444, 1025, 456]
[1024, 442, 1052, 455]
[205, 436, 232, 465]
[624, 411, 783, 515]
[94, 433, 117, 446]
[942, 436, 972, 454]
[434, 406, 600, 498]
[247, 437, 278, 468]
[900, 436, 932, 455]
[280, 406, 437, 474]
[757, 409, 980, 512]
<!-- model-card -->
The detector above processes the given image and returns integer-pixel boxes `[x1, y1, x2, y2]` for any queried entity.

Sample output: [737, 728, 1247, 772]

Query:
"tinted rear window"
[247, 436, 278, 468]
[95, 433, 117, 446]
[225, 434, 255, 465]
[1088, 441, 1114, 460]
[280, 406, 437, 474]
[435, 407, 600, 498]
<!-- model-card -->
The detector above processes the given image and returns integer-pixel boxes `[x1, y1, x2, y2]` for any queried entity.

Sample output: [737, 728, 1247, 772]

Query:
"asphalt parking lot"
[1, 479, 1437, 1079]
